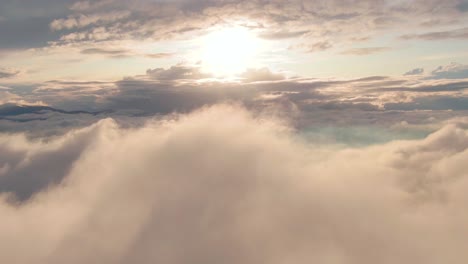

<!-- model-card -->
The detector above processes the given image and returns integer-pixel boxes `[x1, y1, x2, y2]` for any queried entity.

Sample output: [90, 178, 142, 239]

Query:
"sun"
[198, 26, 262, 76]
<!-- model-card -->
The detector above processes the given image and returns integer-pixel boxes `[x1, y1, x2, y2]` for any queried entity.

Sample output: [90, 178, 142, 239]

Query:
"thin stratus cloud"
[0, 0, 468, 263]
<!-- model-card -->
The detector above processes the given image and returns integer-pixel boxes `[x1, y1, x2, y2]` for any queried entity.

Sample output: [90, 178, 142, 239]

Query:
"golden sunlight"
[199, 26, 262, 76]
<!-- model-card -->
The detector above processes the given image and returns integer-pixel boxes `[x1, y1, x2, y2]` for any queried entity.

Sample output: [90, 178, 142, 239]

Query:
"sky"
[1, 0, 468, 263]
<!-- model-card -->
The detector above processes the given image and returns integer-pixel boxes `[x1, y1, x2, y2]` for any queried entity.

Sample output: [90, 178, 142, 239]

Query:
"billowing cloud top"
[0, 105, 467, 263]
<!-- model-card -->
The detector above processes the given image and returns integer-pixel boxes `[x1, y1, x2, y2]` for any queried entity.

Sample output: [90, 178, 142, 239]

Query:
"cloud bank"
[1, 62, 467, 137]
[0, 105, 467, 264]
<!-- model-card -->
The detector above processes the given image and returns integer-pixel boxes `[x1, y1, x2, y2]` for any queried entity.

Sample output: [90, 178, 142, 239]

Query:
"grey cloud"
[258, 30, 309, 40]
[0, 0, 73, 50]
[0, 91, 20, 104]
[404, 68, 424, 76]
[105, 68, 329, 115]
[79, 48, 172, 58]
[457, 0, 468, 12]
[0, 0, 464, 52]
[145, 65, 212, 81]
[293, 41, 333, 53]
[50, 10, 131, 31]
[239, 68, 286, 82]
[0, 104, 102, 117]
[108, 79, 250, 115]
[0, 0, 73, 20]
[0, 68, 19, 78]
[69, 0, 115, 12]
[386, 96, 468, 111]
[340, 47, 391, 55]
[376, 81, 468, 92]
[46, 0, 468, 50]
[308, 41, 333, 52]
[80, 48, 130, 57]
[2, 63, 468, 134]
[430, 62, 468, 79]
[0, 121, 101, 201]
[145, 52, 174, 59]
[0, 17, 64, 50]
[401, 27, 468, 40]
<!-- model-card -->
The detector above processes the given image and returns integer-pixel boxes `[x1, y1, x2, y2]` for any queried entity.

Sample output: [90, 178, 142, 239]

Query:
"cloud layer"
[0, 62, 466, 137]
[0, 105, 467, 264]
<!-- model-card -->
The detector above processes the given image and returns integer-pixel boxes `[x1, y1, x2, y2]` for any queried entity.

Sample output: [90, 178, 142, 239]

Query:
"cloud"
[0, 68, 20, 78]
[145, 52, 174, 59]
[340, 47, 391, 55]
[80, 48, 130, 58]
[401, 27, 468, 40]
[145, 64, 212, 81]
[0, 0, 465, 56]
[1, 63, 467, 135]
[457, 0, 468, 12]
[238, 68, 286, 83]
[43, 0, 468, 52]
[386, 96, 468, 111]
[430, 62, 468, 79]
[0, 104, 100, 118]
[0, 91, 20, 103]
[258, 30, 310, 40]
[292, 41, 333, 53]
[376, 80, 468, 92]
[404, 68, 425, 76]
[50, 10, 131, 31]
[0, 105, 467, 263]
[0, 15, 64, 50]
[69, 0, 115, 11]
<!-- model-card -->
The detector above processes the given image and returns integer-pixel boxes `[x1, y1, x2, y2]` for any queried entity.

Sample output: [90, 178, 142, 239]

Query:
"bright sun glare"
[199, 27, 262, 76]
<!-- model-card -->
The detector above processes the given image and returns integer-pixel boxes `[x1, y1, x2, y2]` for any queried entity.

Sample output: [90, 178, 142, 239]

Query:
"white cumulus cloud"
[0, 105, 467, 264]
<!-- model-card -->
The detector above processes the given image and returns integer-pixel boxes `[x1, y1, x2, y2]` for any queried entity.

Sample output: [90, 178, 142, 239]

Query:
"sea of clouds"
[0, 104, 467, 264]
